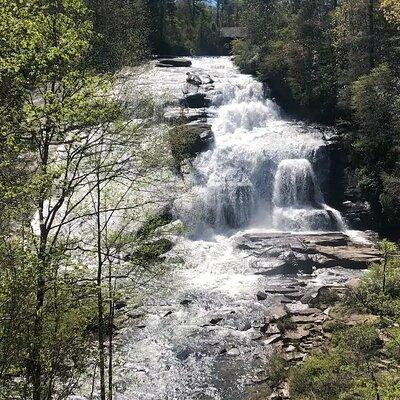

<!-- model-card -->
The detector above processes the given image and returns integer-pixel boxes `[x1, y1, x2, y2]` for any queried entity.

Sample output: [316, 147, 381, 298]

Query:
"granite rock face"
[236, 232, 381, 275]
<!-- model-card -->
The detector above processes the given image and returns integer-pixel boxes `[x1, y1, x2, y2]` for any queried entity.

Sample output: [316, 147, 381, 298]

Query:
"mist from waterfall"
[175, 63, 345, 235]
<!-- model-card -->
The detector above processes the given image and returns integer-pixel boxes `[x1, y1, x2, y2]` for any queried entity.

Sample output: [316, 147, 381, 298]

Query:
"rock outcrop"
[180, 92, 212, 108]
[156, 58, 192, 68]
[236, 232, 381, 274]
[164, 107, 212, 123]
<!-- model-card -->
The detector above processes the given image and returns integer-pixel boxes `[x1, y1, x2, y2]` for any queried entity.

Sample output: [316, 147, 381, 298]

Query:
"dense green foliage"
[87, 0, 152, 70]
[168, 124, 202, 172]
[0, 1, 116, 398]
[149, 0, 224, 55]
[290, 325, 400, 400]
[233, 0, 400, 231]
[290, 240, 400, 400]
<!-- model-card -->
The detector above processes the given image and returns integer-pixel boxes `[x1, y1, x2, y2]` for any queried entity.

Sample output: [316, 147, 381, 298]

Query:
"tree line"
[87, 0, 244, 70]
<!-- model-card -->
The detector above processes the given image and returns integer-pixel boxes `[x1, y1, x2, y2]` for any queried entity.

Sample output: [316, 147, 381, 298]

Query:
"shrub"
[269, 352, 287, 388]
[232, 39, 259, 74]
[276, 315, 296, 332]
[290, 351, 351, 400]
[168, 125, 200, 172]
[290, 325, 382, 400]
[347, 262, 400, 317]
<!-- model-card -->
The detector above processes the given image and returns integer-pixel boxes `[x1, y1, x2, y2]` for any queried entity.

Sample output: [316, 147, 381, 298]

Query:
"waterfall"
[273, 159, 323, 208]
[175, 63, 345, 234]
[112, 57, 358, 400]
[272, 159, 345, 231]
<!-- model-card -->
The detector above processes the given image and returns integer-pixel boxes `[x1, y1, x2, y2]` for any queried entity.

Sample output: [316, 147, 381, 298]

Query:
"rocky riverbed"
[107, 229, 381, 400]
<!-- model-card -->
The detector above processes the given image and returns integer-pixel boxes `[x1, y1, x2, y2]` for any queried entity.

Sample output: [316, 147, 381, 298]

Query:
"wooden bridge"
[220, 27, 247, 40]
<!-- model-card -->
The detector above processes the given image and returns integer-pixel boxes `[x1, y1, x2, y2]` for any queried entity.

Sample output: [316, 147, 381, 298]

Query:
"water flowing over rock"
[273, 159, 322, 208]
[100, 57, 380, 400]
[174, 62, 345, 235]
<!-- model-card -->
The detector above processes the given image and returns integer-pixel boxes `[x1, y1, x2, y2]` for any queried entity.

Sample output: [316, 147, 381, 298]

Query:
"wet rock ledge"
[238, 231, 382, 399]
[236, 231, 381, 275]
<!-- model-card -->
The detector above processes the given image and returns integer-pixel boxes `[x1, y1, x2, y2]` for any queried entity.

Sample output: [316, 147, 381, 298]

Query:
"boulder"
[209, 317, 223, 325]
[227, 347, 240, 356]
[283, 326, 310, 341]
[342, 200, 374, 230]
[236, 231, 381, 273]
[114, 300, 127, 310]
[263, 334, 282, 345]
[192, 127, 214, 153]
[186, 72, 202, 86]
[175, 123, 214, 155]
[203, 74, 214, 84]
[180, 93, 212, 109]
[264, 324, 280, 335]
[176, 349, 191, 360]
[313, 245, 381, 269]
[256, 291, 268, 301]
[156, 58, 192, 67]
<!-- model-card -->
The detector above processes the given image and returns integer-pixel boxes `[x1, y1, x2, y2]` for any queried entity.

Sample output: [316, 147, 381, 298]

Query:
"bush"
[232, 39, 259, 74]
[290, 351, 351, 400]
[269, 352, 287, 388]
[137, 211, 173, 240]
[290, 325, 382, 400]
[276, 315, 296, 332]
[347, 263, 400, 317]
[134, 238, 173, 262]
[168, 125, 200, 172]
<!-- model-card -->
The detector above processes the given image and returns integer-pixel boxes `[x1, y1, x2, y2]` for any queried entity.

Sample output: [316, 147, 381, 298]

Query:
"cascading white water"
[273, 159, 322, 208]
[175, 63, 345, 234]
[272, 159, 345, 231]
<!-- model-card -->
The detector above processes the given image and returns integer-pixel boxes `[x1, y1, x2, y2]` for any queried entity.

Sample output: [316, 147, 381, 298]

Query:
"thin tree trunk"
[108, 259, 114, 400]
[368, 0, 375, 70]
[96, 167, 106, 400]
[32, 135, 50, 400]
[32, 258, 45, 400]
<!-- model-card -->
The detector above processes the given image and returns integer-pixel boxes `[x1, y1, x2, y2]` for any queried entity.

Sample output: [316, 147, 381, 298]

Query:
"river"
[88, 57, 374, 400]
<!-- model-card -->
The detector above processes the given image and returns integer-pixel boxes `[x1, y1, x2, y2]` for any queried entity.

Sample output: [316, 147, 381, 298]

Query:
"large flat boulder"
[156, 58, 192, 67]
[236, 232, 381, 274]
[180, 93, 212, 108]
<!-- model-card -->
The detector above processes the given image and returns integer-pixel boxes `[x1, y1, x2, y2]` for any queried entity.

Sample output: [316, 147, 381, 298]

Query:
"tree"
[349, 63, 400, 227]
[380, 0, 400, 27]
[0, 0, 120, 398]
[379, 239, 397, 294]
[87, 0, 152, 70]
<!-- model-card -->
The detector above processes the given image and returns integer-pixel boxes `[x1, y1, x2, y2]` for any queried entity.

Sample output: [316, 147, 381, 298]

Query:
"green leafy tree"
[87, 0, 152, 70]
[0, 0, 122, 398]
